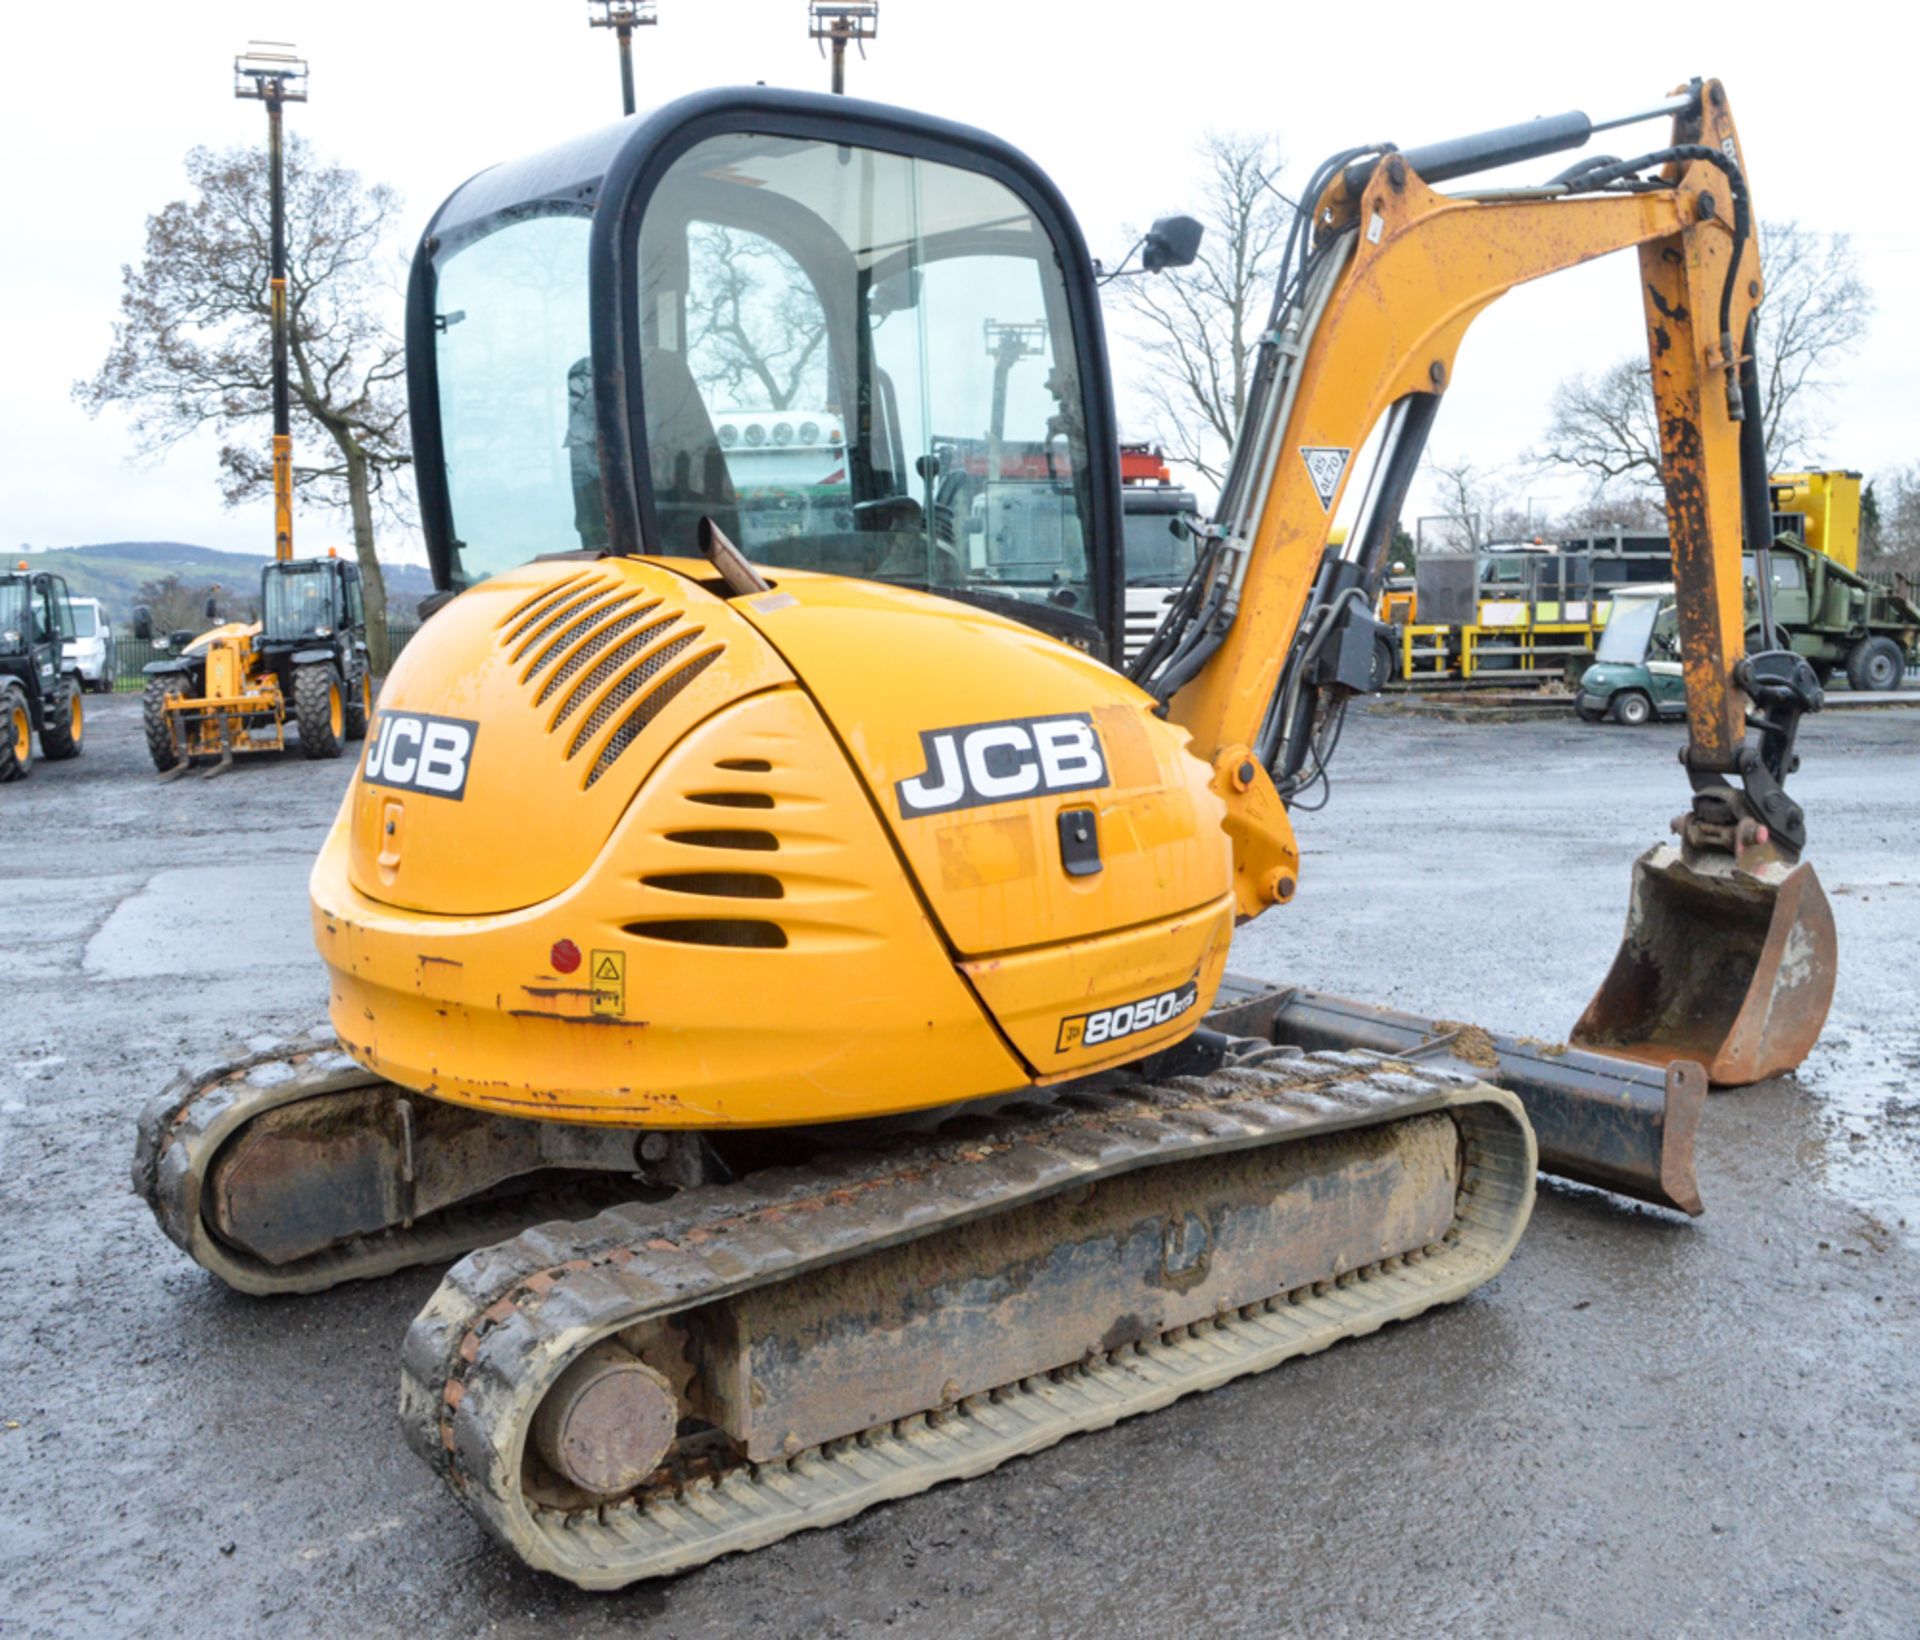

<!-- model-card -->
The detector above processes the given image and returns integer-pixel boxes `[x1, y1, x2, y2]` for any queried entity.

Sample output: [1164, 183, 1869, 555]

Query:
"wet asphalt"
[0, 694, 1914, 1638]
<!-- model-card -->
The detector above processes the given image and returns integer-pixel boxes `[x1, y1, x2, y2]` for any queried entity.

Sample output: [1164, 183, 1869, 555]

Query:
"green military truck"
[1579, 540, 1919, 724]
[1738, 535, 1918, 691]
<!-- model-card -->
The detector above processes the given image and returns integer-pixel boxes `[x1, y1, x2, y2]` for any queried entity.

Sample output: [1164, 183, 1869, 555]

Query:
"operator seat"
[642, 344, 740, 556]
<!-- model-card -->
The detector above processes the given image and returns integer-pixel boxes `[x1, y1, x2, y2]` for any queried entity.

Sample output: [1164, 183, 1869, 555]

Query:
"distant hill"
[23, 542, 435, 625]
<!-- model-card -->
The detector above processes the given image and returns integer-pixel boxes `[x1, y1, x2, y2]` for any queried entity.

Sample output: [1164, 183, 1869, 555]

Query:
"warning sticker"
[590, 949, 626, 1018]
[1299, 446, 1352, 511]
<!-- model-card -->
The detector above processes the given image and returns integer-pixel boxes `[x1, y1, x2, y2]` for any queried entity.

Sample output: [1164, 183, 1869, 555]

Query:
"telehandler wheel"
[294, 664, 346, 760]
[0, 688, 32, 782]
[1846, 635, 1906, 693]
[343, 669, 373, 741]
[1610, 689, 1653, 727]
[1369, 634, 1396, 692]
[40, 682, 82, 761]
[142, 675, 186, 773]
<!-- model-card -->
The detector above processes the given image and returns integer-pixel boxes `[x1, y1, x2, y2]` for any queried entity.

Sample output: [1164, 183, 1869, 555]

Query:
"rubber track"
[398, 1053, 1535, 1588]
[131, 1033, 631, 1297]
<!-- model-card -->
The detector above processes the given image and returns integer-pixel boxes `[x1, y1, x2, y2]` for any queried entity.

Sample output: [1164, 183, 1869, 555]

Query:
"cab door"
[29, 575, 64, 704]
[1769, 552, 1810, 627]
[1646, 603, 1686, 713]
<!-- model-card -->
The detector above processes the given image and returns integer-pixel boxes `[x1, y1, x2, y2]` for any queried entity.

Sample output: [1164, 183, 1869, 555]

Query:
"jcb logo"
[1056, 981, 1198, 1054]
[896, 713, 1107, 818]
[364, 711, 478, 800]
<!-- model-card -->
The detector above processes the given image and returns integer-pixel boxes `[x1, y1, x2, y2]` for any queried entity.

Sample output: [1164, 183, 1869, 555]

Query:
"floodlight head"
[587, 1, 658, 27]
[983, 319, 1047, 358]
[234, 41, 308, 103]
[808, 1, 879, 43]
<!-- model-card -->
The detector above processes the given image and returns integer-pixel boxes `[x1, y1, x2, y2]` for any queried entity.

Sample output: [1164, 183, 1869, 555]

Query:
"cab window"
[433, 211, 597, 583]
[636, 134, 1095, 636]
[264, 565, 338, 639]
[1742, 552, 1806, 591]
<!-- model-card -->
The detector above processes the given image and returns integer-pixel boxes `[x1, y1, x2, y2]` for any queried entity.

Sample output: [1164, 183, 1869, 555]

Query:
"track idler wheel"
[531, 1341, 680, 1497]
[1572, 841, 1837, 1085]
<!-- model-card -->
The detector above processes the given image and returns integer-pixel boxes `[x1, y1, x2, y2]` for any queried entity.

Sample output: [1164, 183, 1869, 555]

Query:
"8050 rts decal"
[1056, 980, 1199, 1053]
[896, 712, 1107, 818]
[363, 711, 479, 799]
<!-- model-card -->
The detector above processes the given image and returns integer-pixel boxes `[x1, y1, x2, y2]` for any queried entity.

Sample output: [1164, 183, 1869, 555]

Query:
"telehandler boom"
[136, 76, 1834, 1586]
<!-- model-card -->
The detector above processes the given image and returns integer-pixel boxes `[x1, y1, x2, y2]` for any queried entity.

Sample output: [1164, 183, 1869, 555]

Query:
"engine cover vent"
[489, 568, 729, 789]
[585, 649, 720, 787]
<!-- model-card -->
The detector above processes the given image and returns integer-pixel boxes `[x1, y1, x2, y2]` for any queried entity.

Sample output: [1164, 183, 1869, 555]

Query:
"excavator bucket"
[1571, 842, 1837, 1086]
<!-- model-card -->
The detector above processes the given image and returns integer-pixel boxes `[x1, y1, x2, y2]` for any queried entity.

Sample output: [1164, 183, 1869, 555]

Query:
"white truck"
[62, 597, 113, 693]
[1117, 447, 1199, 663]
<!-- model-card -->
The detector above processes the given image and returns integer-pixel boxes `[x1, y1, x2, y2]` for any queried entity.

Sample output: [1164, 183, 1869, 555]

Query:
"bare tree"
[77, 137, 410, 666]
[1536, 358, 1664, 489]
[1555, 487, 1668, 534]
[687, 226, 828, 411]
[1419, 454, 1536, 550]
[1753, 221, 1874, 459]
[1108, 131, 1292, 485]
[1535, 220, 1873, 494]
[1868, 464, 1920, 582]
[133, 573, 257, 635]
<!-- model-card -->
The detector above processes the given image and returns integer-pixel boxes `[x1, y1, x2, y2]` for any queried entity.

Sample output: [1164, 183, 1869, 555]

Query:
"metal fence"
[88, 621, 1919, 692]
[98, 623, 423, 692]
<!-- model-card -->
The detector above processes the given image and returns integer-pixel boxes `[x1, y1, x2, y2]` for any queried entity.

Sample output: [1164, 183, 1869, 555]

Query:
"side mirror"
[870, 264, 921, 316]
[1142, 215, 1204, 273]
[131, 605, 153, 640]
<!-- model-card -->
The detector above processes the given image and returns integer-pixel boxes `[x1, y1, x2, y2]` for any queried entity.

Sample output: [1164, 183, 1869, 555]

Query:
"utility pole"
[808, 2, 878, 95]
[588, 1, 657, 117]
[233, 43, 308, 563]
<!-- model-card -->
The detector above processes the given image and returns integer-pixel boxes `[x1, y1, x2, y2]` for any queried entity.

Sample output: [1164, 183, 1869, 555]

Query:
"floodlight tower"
[234, 42, 308, 563]
[588, 1, 657, 117]
[808, 2, 877, 95]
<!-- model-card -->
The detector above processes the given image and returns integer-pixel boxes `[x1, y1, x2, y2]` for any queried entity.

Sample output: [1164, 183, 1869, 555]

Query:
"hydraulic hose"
[1737, 313, 1777, 644]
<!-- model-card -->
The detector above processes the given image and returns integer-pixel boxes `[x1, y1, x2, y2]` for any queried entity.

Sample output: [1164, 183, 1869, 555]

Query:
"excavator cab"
[409, 90, 1131, 661]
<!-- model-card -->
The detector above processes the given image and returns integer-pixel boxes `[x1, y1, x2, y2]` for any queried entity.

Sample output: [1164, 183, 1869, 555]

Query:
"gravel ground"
[1, 694, 1914, 1638]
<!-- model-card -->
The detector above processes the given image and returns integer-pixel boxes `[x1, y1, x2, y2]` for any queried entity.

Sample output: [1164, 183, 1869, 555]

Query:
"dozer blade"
[1570, 842, 1837, 1086]
[1208, 980, 1706, 1216]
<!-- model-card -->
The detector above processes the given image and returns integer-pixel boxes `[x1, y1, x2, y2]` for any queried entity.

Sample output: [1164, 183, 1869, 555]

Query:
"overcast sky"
[2, 0, 1912, 563]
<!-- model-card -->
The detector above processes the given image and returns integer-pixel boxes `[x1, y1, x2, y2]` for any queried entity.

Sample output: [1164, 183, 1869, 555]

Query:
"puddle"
[1797, 1022, 1920, 1225]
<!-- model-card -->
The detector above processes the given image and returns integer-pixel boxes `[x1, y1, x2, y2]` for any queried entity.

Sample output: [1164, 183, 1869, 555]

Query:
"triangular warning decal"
[1299, 446, 1352, 511]
[594, 955, 622, 981]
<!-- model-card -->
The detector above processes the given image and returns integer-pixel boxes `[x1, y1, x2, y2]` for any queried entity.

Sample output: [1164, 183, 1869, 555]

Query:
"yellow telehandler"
[136, 76, 1834, 1586]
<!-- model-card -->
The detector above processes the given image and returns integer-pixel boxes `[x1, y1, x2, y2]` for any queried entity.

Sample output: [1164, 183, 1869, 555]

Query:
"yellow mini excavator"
[135, 77, 1836, 1587]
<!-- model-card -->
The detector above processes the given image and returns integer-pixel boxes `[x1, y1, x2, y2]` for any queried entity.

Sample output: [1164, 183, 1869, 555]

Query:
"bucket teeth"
[1571, 843, 1837, 1085]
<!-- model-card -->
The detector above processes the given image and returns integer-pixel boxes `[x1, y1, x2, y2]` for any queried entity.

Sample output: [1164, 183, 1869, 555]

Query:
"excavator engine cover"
[1572, 841, 1837, 1084]
[314, 556, 1237, 1125]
